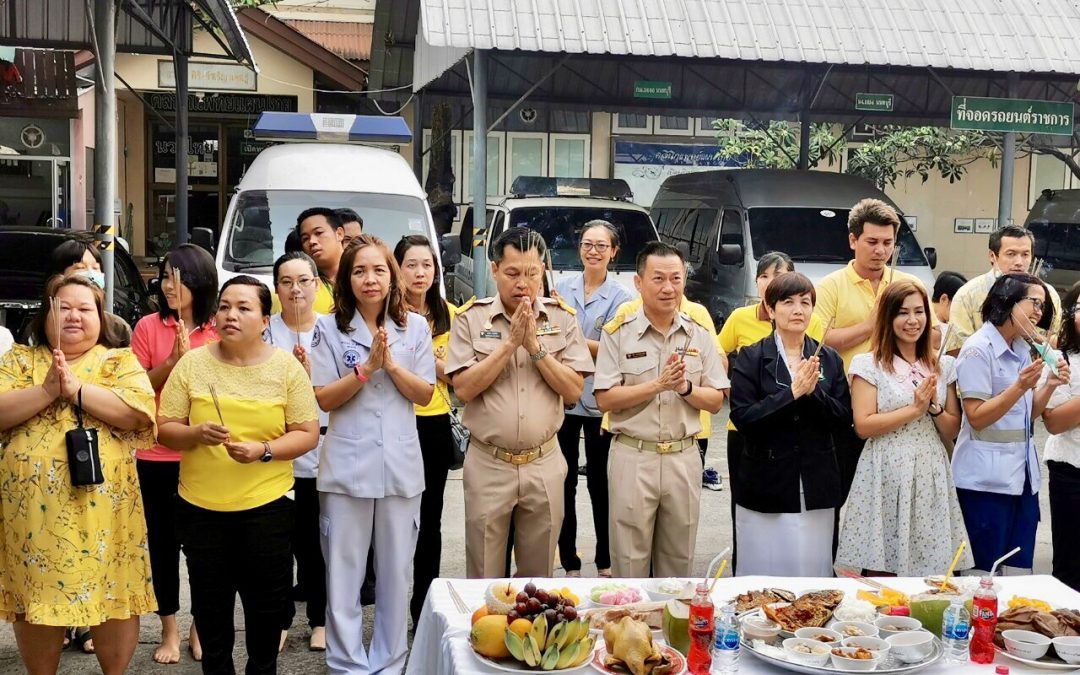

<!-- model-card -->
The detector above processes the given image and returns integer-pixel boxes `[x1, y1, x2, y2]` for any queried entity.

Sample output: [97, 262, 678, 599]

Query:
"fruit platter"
[470, 581, 596, 672]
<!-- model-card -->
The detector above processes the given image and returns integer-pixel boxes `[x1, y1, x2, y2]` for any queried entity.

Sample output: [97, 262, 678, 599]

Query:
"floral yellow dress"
[0, 344, 158, 626]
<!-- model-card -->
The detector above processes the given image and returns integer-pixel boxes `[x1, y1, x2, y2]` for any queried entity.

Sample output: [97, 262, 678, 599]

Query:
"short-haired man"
[594, 242, 728, 577]
[272, 207, 344, 315]
[944, 225, 1062, 355]
[446, 227, 593, 578]
[335, 208, 364, 248]
[814, 198, 933, 500]
[931, 271, 967, 349]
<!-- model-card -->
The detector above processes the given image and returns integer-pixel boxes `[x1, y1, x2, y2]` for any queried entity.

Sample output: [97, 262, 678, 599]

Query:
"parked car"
[1025, 188, 1080, 295]
[651, 168, 937, 329]
[445, 177, 659, 304]
[0, 226, 156, 342]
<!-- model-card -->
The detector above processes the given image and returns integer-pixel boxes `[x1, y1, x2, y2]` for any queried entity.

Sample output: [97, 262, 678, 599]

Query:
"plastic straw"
[989, 546, 1022, 576]
[708, 559, 729, 596]
[940, 540, 967, 591]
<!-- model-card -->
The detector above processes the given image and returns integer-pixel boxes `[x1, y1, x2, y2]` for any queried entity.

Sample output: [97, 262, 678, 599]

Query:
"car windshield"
[1029, 220, 1080, 271]
[504, 206, 657, 272]
[222, 190, 429, 273]
[747, 207, 927, 266]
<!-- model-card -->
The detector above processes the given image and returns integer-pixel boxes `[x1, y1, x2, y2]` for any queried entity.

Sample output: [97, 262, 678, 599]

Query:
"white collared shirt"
[1042, 351, 1080, 469]
[309, 311, 436, 499]
[264, 313, 326, 479]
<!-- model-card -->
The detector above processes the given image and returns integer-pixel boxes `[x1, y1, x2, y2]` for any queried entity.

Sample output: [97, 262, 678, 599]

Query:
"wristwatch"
[678, 380, 693, 397]
[928, 402, 944, 417]
[529, 347, 548, 362]
[260, 441, 273, 463]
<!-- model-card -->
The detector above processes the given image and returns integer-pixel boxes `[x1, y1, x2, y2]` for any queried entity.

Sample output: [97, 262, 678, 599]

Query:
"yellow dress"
[0, 344, 158, 626]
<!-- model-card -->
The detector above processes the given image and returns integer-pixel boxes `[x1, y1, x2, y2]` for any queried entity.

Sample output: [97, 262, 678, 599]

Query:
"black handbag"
[437, 385, 467, 470]
[65, 387, 104, 487]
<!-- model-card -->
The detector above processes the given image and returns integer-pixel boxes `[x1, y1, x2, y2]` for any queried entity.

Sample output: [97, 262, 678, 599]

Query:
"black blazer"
[729, 332, 852, 514]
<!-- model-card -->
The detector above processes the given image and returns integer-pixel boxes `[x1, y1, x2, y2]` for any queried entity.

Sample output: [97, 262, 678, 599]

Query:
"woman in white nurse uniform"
[310, 235, 435, 674]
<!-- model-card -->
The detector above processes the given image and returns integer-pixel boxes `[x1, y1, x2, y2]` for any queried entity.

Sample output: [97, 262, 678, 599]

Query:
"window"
[612, 113, 652, 134]
[550, 135, 589, 177]
[747, 207, 928, 266]
[508, 134, 547, 184]
[659, 208, 718, 265]
[505, 206, 656, 272]
[719, 209, 744, 263]
[656, 116, 694, 136]
[463, 131, 504, 197]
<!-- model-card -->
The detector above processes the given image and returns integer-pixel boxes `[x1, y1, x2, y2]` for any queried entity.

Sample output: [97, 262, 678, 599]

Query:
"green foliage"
[714, 119, 999, 188]
[230, 0, 276, 6]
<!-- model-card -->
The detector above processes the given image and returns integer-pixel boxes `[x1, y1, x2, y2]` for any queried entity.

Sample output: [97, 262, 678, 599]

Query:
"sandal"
[597, 568, 613, 578]
[62, 627, 74, 650]
[73, 627, 95, 654]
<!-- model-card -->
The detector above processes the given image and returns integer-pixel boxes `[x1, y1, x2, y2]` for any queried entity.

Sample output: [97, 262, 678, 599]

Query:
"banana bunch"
[504, 614, 595, 671]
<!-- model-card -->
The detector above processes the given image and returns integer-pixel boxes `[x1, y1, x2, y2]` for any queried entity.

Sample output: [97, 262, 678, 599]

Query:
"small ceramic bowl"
[1002, 629, 1051, 661]
[782, 637, 831, 666]
[795, 627, 842, 647]
[874, 615, 923, 638]
[832, 621, 880, 639]
[886, 631, 936, 663]
[829, 647, 883, 671]
[1052, 636, 1080, 664]
[740, 616, 781, 642]
[841, 635, 891, 658]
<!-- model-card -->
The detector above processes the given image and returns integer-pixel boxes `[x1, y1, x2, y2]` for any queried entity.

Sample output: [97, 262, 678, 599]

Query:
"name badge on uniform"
[625, 351, 647, 359]
[536, 322, 561, 336]
[480, 329, 502, 339]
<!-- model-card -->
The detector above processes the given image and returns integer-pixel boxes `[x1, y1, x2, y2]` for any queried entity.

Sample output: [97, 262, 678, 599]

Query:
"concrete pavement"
[0, 408, 1055, 673]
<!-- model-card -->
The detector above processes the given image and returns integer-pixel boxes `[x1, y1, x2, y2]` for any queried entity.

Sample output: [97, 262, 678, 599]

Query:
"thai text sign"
[634, 80, 672, 99]
[951, 96, 1074, 135]
[855, 93, 894, 112]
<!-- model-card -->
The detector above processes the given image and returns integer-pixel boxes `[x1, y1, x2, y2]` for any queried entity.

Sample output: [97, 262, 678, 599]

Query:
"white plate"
[741, 637, 944, 674]
[995, 646, 1080, 671]
[587, 586, 646, 608]
[589, 643, 687, 674]
[472, 649, 595, 673]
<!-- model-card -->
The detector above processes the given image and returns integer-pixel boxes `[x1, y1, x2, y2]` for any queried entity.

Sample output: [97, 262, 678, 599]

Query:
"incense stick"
[1013, 306, 1060, 377]
[887, 243, 901, 284]
[677, 330, 694, 363]
[812, 316, 836, 359]
[51, 296, 60, 349]
[293, 298, 302, 348]
[207, 383, 225, 426]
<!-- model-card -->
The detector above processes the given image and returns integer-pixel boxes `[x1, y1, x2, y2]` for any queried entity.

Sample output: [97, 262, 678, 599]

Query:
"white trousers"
[321, 491, 421, 675]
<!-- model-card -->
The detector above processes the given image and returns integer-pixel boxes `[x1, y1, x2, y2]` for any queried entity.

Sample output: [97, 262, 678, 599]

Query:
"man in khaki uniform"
[595, 242, 728, 578]
[447, 227, 594, 578]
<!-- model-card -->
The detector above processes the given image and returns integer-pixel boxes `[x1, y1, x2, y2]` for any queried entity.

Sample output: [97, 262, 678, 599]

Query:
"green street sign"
[634, 80, 672, 100]
[951, 96, 1074, 135]
[855, 93, 894, 112]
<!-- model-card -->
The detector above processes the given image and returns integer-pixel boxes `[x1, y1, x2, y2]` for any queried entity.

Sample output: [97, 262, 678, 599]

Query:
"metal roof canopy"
[371, 0, 1080, 296]
[1, 0, 258, 311]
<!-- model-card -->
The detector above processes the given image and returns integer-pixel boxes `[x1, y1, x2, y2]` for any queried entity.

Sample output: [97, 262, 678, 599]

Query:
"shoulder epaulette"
[681, 310, 712, 332]
[603, 313, 632, 335]
[456, 296, 479, 313]
[555, 297, 576, 316]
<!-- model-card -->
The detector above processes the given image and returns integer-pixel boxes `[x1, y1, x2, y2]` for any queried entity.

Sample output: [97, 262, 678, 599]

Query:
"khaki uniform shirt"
[594, 308, 729, 441]
[446, 295, 594, 450]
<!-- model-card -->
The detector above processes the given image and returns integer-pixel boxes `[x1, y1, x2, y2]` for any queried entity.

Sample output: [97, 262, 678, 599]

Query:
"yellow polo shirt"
[813, 261, 934, 370]
[415, 301, 458, 417]
[717, 303, 826, 430]
[271, 279, 335, 315]
[603, 296, 718, 439]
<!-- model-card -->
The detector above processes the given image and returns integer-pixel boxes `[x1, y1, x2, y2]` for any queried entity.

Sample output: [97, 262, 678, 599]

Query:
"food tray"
[995, 646, 1080, 671]
[740, 637, 944, 674]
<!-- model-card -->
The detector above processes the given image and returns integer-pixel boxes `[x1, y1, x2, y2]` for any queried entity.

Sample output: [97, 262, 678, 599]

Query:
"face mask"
[77, 270, 106, 289]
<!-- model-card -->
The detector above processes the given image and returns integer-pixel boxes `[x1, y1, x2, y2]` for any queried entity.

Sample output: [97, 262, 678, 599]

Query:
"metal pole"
[798, 113, 811, 170]
[471, 49, 489, 298]
[93, 0, 117, 312]
[174, 50, 189, 245]
[997, 72, 1019, 229]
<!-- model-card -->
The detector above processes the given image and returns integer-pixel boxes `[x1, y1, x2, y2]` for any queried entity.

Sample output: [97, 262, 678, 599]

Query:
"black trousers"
[136, 458, 182, 617]
[726, 429, 744, 575]
[178, 497, 293, 675]
[556, 414, 612, 571]
[1049, 460, 1080, 591]
[411, 414, 453, 624]
[282, 478, 326, 629]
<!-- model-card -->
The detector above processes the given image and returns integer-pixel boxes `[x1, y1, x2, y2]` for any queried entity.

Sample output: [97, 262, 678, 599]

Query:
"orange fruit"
[509, 618, 532, 639]
[471, 605, 490, 625]
[470, 614, 510, 658]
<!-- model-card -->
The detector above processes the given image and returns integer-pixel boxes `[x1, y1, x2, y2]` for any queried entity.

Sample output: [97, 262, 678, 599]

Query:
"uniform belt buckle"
[656, 441, 673, 454]
[511, 452, 530, 465]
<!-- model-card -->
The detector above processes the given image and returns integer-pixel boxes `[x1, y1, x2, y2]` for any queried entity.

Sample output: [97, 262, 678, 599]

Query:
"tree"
[714, 119, 1079, 189]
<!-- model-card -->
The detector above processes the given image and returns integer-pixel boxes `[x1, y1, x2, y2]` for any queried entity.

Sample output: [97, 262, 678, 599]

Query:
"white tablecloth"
[406, 575, 1080, 674]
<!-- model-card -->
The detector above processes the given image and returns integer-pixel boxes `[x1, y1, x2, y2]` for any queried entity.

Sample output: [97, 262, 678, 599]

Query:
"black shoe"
[361, 588, 376, 606]
[292, 583, 307, 603]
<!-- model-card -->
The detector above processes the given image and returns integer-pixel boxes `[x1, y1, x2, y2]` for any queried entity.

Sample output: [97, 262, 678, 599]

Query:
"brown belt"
[471, 435, 558, 465]
[615, 433, 695, 454]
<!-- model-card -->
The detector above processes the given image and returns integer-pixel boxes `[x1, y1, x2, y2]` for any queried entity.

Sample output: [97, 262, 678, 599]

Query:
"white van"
[196, 114, 439, 289]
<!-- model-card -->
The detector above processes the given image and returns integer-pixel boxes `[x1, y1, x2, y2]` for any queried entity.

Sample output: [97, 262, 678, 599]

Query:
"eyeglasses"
[580, 242, 611, 253]
[1022, 296, 1046, 312]
[278, 277, 316, 290]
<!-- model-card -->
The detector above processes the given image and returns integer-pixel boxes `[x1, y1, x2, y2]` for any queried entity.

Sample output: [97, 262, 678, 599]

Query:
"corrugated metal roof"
[283, 19, 372, 61]
[418, 0, 1080, 75]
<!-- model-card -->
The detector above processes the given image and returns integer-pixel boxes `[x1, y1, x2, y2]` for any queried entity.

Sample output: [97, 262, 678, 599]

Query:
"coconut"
[485, 581, 518, 615]
[662, 598, 691, 656]
[909, 590, 973, 637]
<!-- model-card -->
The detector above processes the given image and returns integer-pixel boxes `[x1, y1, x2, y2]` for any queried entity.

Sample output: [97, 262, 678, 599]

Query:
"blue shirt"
[309, 311, 436, 499]
[953, 321, 1039, 495]
[555, 273, 634, 417]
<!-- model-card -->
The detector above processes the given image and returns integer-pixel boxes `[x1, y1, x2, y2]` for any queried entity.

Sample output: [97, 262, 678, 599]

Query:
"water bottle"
[710, 604, 740, 674]
[942, 596, 971, 663]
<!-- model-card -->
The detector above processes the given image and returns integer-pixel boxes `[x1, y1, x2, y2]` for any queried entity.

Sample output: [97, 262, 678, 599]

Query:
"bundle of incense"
[887, 243, 901, 284]
[207, 383, 225, 426]
[1013, 307, 1060, 377]
[677, 330, 694, 362]
[293, 299, 302, 348]
[812, 316, 836, 359]
[51, 296, 60, 349]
